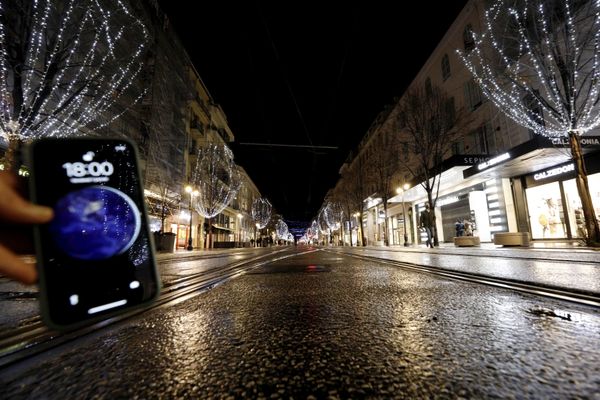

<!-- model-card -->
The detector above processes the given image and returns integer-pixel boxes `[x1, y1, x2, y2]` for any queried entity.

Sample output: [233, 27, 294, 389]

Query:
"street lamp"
[396, 184, 410, 246]
[255, 223, 260, 247]
[353, 212, 360, 246]
[185, 185, 199, 251]
[237, 213, 243, 247]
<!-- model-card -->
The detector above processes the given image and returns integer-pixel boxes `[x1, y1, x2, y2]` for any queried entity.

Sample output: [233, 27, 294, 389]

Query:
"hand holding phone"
[28, 137, 160, 330]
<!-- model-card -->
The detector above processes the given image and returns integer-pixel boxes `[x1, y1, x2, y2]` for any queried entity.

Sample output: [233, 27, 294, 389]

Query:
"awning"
[209, 224, 234, 232]
[462, 135, 599, 180]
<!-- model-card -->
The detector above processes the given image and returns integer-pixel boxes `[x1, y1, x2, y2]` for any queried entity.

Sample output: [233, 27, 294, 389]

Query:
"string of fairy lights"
[0, 0, 149, 144]
[251, 197, 272, 229]
[275, 219, 289, 239]
[457, 0, 600, 138]
[191, 143, 241, 219]
[322, 201, 343, 232]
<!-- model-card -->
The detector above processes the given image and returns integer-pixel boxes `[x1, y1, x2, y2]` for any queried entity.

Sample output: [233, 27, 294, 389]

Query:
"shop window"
[563, 173, 600, 238]
[526, 182, 567, 239]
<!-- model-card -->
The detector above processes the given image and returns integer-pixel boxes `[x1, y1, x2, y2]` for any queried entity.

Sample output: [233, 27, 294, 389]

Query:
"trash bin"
[153, 232, 176, 253]
[161, 232, 176, 253]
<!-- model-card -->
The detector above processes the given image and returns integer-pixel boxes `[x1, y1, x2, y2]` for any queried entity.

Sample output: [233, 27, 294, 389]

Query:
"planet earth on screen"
[50, 186, 141, 260]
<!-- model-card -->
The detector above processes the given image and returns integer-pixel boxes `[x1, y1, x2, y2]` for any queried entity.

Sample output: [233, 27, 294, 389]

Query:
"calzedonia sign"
[551, 136, 600, 146]
[533, 163, 575, 181]
[477, 152, 511, 170]
[525, 162, 577, 187]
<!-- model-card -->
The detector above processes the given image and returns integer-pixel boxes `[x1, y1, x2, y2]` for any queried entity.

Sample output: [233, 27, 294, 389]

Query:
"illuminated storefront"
[395, 155, 510, 244]
[523, 162, 600, 240]
[462, 135, 600, 241]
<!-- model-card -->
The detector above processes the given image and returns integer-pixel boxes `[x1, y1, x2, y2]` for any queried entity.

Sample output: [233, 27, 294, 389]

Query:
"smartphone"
[27, 137, 160, 330]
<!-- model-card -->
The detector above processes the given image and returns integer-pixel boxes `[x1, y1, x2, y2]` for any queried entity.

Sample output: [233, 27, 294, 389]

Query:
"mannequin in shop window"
[539, 198, 560, 237]
[464, 218, 474, 236]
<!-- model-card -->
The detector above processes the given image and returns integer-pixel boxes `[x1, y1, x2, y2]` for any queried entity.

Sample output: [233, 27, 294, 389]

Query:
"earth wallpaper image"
[50, 186, 141, 260]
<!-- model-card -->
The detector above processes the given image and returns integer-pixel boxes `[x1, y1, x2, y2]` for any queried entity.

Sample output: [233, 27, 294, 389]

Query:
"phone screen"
[28, 137, 160, 329]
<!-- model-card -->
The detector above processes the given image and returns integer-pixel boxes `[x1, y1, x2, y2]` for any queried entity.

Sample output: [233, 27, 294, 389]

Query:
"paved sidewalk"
[329, 242, 600, 297]
[370, 241, 600, 262]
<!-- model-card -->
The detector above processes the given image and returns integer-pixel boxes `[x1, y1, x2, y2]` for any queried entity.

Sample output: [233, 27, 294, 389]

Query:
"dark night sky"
[157, 1, 466, 225]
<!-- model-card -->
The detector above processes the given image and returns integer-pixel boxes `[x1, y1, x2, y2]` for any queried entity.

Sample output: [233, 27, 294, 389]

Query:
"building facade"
[335, 0, 600, 246]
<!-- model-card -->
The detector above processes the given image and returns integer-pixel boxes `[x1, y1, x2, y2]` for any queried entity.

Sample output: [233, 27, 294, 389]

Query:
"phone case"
[27, 137, 161, 331]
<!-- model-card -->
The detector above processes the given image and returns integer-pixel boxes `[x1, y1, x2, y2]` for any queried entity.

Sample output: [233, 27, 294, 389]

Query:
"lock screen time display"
[29, 138, 159, 328]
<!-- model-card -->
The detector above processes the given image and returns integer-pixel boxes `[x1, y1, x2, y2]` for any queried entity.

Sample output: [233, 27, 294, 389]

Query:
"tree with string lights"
[0, 0, 149, 168]
[251, 197, 272, 246]
[459, 0, 600, 244]
[251, 197, 272, 229]
[323, 201, 343, 245]
[275, 219, 289, 241]
[317, 207, 330, 245]
[191, 143, 241, 248]
[307, 219, 319, 245]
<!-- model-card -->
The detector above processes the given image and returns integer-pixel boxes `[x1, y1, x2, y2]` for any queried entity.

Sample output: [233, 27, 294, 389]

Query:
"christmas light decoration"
[191, 144, 241, 219]
[251, 197, 272, 229]
[306, 220, 319, 242]
[0, 0, 148, 166]
[458, 0, 600, 243]
[323, 201, 343, 231]
[458, 0, 600, 137]
[276, 219, 289, 239]
[317, 209, 330, 236]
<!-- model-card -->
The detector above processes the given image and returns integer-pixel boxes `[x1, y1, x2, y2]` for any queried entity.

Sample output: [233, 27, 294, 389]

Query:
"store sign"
[437, 195, 459, 207]
[477, 152, 511, 170]
[551, 137, 600, 146]
[533, 163, 575, 181]
[462, 156, 490, 165]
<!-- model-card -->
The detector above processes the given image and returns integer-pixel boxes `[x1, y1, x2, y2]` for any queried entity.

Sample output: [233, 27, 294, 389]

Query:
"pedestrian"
[419, 203, 434, 248]
[0, 171, 54, 284]
[455, 219, 464, 237]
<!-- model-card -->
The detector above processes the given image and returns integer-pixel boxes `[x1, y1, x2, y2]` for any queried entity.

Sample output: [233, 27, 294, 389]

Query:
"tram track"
[326, 249, 600, 308]
[0, 248, 317, 369]
[344, 246, 600, 265]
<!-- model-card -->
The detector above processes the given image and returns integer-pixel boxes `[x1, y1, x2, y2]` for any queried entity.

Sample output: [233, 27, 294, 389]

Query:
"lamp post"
[353, 212, 360, 246]
[396, 184, 410, 246]
[237, 213, 243, 247]
[185, 185, 199, 251]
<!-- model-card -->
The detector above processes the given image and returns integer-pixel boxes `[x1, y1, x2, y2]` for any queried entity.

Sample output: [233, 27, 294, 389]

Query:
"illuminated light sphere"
[251, 197, 272, 229]
[323, 201, 343, 231]
[191, 144, 241, 219]
[275, 219, 289, 239]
